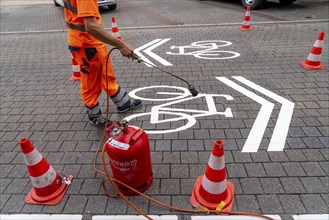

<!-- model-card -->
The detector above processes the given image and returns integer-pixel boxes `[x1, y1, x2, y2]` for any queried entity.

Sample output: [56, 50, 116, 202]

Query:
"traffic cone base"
[190, 175, 234, 211]
[20, 138, 73, 206]
[299, 61, 325, 70]
[240, 26, 252, 31]
[25, 174, 73, 205]
[300, 32, 325, 70]
[69, 73, 81, 81]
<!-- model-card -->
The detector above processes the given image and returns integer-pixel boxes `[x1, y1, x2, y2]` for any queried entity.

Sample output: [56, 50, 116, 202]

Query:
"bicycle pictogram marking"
[167, 40, 240, 60]
[125, 77, 295, 152]
[125, 85, 233, 134]
[134, 39, 241, 67]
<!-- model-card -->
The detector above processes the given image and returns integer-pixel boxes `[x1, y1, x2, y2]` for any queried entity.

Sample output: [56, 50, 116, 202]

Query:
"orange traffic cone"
[19, 138, 73, 205]
[190, 140, 234, 212]
[111, 16, 122, 40]
[300, 32, 325, 70]
[240, 6, 251, 31]
[69, 54, 81, 81]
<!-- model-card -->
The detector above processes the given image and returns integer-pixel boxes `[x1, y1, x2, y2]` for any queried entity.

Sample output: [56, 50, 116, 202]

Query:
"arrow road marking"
[134, 39, 161, 67]
[134, 38, 172, 67]
[233, 76, 295, 151]
[217, 77, 275, 153]
[144, 38, 172, 66]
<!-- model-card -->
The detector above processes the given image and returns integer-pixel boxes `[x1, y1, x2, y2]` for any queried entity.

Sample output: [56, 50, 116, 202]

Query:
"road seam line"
[0, 19, 328, 35]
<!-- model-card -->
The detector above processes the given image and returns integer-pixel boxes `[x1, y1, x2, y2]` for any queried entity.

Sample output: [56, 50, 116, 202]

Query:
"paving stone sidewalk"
[1, 20, 328, 220]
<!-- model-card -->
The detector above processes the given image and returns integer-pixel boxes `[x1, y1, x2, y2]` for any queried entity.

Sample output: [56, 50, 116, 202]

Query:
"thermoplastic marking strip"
[233, 76, 295, 152]
[217, 77, 275, 152]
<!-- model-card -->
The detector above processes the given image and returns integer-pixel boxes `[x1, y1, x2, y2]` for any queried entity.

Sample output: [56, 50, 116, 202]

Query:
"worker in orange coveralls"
[64, 0, 142, 129]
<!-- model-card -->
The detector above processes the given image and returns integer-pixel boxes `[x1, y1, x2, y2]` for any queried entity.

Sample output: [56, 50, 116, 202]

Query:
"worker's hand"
[117, 42, 135, 60]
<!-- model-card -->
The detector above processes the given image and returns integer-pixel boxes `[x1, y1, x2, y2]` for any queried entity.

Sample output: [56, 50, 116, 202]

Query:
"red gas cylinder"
[106, 121, 153, 195]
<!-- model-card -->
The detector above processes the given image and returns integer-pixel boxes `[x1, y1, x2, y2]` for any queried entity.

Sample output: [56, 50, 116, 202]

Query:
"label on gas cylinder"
[109, 139, 130, 150]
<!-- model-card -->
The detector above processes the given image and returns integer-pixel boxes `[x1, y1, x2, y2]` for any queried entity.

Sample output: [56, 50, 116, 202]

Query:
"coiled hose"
[90, 47, 275, 220]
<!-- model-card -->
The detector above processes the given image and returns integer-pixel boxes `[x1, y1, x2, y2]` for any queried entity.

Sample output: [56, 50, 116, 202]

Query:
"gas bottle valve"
[111, 128, 121, 138]
[119, 119, 129, 130]
[109, 120, 129, 139]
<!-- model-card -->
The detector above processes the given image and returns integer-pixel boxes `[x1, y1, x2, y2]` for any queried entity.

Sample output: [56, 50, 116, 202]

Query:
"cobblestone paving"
[0, 0, 328, 219]
[1, 0, 328, 32]
[1, 22, 328, 219]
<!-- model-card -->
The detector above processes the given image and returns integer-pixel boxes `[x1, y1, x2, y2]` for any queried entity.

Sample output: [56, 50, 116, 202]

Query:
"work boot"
[117, 99, 142, 113]
[110, 87, 142, 113]
[88, 114, 112, 129]
[87, 105, 112, 129]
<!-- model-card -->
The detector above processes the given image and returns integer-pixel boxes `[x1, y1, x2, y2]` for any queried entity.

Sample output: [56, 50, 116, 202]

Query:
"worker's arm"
[84, 16, 134, 59]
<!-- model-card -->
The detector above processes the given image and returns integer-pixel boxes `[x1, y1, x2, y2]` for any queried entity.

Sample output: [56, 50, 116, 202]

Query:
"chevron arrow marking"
[233, 76, 295, 151]
[144, 38, 172, 66]
[134, 38, 172, 67]
[217, 77, 275, 153]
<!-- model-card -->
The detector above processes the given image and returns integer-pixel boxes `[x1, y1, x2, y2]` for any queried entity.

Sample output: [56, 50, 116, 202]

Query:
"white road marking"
[191, 215, 281, 220]
[124, 111, 197, 134]
[233, 76, 295, 151]
[143, 38, 172, 66]
[154, 94, 233, 117]
[134, 39, 172, 67]
[0, 215, 82, 220]
[0, 0, 52, 6]
[1, 214, 327, 220]
[93, 216, 178, 220]
[134, 39, 162, 67]
[129, 85, 191, 102]
[167, 40, 240, 60]
[292, 214, 329, 220]
[127, 85, 233, 134]
[217, 77, 275, 153]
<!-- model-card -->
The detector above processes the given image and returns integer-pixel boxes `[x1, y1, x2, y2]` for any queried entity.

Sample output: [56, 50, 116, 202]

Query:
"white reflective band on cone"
[307, 53, 321, 62]
[24, 149, 43, 166]
[314, 40, 323, 48]
[201, 175, 227, 195]
[243, 21, 250, 26]
[208, 154, 225, 170]
[245, 12, 250, 16]
[30, 166, 57, 188]
[72, 65, 80, 72]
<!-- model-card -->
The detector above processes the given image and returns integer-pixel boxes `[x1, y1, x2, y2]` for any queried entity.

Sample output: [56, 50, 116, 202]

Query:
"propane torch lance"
[134, 54, 199, 97]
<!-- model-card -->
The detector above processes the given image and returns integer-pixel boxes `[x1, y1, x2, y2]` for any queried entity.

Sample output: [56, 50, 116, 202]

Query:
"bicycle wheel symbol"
[129, 85, 191, 102]
[126, 85, 233, 134]
[124, 111, 197, 134]
[167, 40, 240, 60]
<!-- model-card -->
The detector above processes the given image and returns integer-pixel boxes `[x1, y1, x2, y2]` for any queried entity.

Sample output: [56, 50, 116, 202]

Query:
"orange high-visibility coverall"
[64, 0, 124, 109]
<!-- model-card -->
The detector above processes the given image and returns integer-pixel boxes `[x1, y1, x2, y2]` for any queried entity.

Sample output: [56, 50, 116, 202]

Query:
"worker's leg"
[69, 45, 108, 128]
[99, 46, 142, 113]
